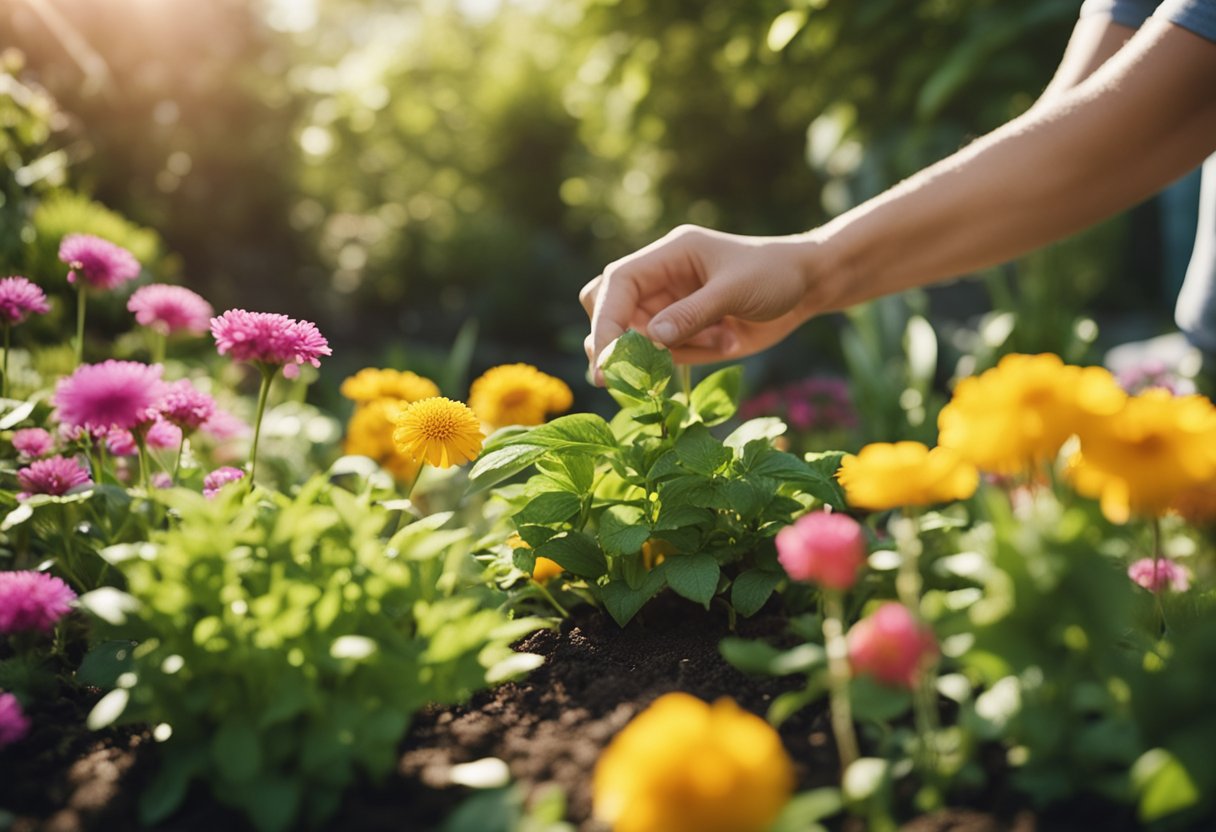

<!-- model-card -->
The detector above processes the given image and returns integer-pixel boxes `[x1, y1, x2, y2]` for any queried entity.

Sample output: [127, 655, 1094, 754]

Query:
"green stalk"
[152, 331, 166, 365]
[134, 431, 151, 493]
[1151, 516, 1168, 634]
[248, 365, 275, 489]
[893, 512, 940, 773]
[532, 577, 570, 619]
[75, 285, 87, 367]
[2, 321, 10, 399]
[172, 435, 186, 485]
[823, 589, 861, 773]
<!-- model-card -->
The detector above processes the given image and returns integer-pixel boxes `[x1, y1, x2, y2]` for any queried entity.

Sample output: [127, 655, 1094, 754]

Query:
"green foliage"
[476, 331, 844, 625]
[82, 478, 546, 832]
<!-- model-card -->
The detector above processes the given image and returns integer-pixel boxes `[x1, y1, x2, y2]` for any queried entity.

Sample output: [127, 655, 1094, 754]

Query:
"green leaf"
[659, 475, 727, 510]
[535, 532, 607, 579]
[138, 750, 204, 825]
[720, 638, 825, 676]
[597, 505, 652, 557]
[597, 567, 668, 627]
[76, 640, 135, 689]
[515, 491, 581, 526]
[468, 444, 546, 492]
[242, 775, 303, 832]
[769, 788, 844, 832]
[654, 503, 713, 532]
[724, 417, 787, 451]
[674, 423, 732, 475]
[0, 399, 36, 430]
[516, 524, 557, 549]
[689, 366, 742, 426]
[750, 449, 845, 508]
[849, 676, 913, 722]
[522, 413, 617, 453]
[536, 455, 595, 493]
[87, 688, 129, 729]
[1133, 748, 1201, 822]
[842, 758, 891, 804]
[730, 570, 781, 617]
[664, 553, 720, 607]
[212, 717, 262, 783]
[601, 330, 674, 401]
[768, 684, 827, 728]
[77, 587, 140, 626]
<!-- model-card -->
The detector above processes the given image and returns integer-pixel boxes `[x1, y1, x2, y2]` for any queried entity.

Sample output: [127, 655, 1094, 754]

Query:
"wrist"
[785, 227, 854, 321]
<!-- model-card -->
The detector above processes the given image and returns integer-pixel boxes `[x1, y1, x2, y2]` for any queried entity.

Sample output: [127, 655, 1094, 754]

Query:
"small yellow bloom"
[641, 539, 675, 570]
[938, 354, 1125, 475]
[344, 399, 421, 485]
[1068, 390, 1216, 523]
[341, 368, 440, 405]
[468, 363, 573, 430]
[593, 693, 794, 832]
[392, 397, 485, 468]
[532, 557, 564, 583]
[837, 441, 978, 510]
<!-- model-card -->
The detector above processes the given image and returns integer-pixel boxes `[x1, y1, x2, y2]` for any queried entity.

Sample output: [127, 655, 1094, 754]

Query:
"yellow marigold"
[593, 693, 794, 832]
[1068, 390, 1216, 523]
[344, 400, 420, 484]
[392, 397, 485, 468]
[468, 363, 573, 430]
[837, 441, 979, 510]
[938, 354, 1125, 475]
[340, 368, 440, 405]
[508, 533, 564, 582]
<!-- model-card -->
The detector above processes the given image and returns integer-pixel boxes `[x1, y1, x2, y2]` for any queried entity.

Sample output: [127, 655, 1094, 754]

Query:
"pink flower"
[145, 419, 182, 449]
[127, 284, 213, 335]
[0, 276, 50, 325]
[159, 379, 216, 433]
[58, 234, 141, 291]
[11, 428, 54, 459]
[200, 408, 250, 440]
[776, 511, 866, 590]
[210, 309, 330, 376]
[53, 361, 168, 433]
[16, 455, 92, 498]
[0, 693, 30, 748]
[151, 472, 173, 489]
[204, 466, 245, 498]
[848, 603, 938, 690]
[1128, 558, 1191, 593]
[106, 427, 137, 457]
[0, 570, 77, 633]
[787, 400, 816, 431]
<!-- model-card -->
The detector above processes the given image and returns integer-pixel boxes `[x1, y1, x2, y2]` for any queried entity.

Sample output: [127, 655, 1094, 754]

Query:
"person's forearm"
[801, 20, 1216, 315]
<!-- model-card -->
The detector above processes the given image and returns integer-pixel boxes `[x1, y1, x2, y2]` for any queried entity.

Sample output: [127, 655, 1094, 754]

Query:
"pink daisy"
[0, 276, 50, 325]
[203, 466, 245, 498]
[0, 570, 77, 633]
[0, 693, 30, 748]
[58, 234, 141, 291]
[11, 427, 54, 459]
[16, 455, 92, 498]
[1128, 558, 1191, 593]
[127, 284, 213, 336]
[159, 379, 216, 433]
[210, 309, 331, 376]
[53, 361, 168, 433]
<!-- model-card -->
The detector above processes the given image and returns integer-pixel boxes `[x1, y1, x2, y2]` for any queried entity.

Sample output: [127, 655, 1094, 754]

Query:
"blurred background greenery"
[0, 0, 1196, 424]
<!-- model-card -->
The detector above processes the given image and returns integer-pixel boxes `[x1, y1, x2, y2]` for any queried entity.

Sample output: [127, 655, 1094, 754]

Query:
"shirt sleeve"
[1155, 0, 1216, 42]
[1079, 0, 1158, 28]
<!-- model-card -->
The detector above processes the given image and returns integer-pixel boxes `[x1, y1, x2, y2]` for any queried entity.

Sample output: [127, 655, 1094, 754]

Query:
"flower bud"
[775, 511, 865, 590]
[847, 603, 938, 690]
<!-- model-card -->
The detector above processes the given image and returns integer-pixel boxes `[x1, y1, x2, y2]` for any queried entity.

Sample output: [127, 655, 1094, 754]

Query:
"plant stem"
[894, 512, 940, 774]
[1151, 516, 1168, 634]
[248, 365, 275, 488]
[75, 285, 87, 367]
[823, 589, 861, 773]
[134, 432, 151, 492]
[533, 578, 570, 619]
[2, 322, 10, 399]
[679, 364, 692, 400]
[172, 435, 186, 484]
[152, 331, 166, 365]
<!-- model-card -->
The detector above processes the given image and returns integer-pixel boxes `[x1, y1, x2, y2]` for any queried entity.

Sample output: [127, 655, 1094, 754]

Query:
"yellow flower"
[343, 400, 421, 484]
[938, 354, 1125, 474]
[508, 533, 564, 583]
[593, 693, 794, 832]
[392, 397, 485, 468]
[468, 363, 573, 430]
[340, 368, 440, 405]
[1170, 476, 1216, 526]
[1068, 390, 1216, 523]
[641, 539, 675, 570]
[837, 441, 979, 510]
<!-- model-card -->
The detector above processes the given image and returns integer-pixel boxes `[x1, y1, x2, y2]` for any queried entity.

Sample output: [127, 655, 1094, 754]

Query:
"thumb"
[647, 282, 733, 347]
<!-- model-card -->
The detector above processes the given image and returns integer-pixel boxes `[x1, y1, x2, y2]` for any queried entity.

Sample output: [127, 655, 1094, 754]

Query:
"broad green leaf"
[468, 444, 546, 492]
[689, 366, 742, 426]
[138, 750, 204, 825]
[597, 505, 651, 557]
[486, 652, 546, 684]
[850, 676, 913, 722]
[750, 449, 845, 508]
[842, 758, 891, 804]
[730, 570, 782, 617]
[516, 491, 581, 526]
[659, 475, 727, 510]
[720, 638, 825, 676]
[601, 330, 674, 401]
[598, 567, 668, 627]
[1133, 748, 1201, 822]
[673, 423, 732, 475]
[769, 788, 844, 832]
[522, 413, 617, 453]
[664, 553, 720, 607]
[212, 717, 262, 782]
[76, 640, 135, 689]
[535, 532, 607, 579]
[0, 399, 36, 430]
[654, 503, 713, 532]
[242, 775, 302, 832]
[724, 417, 787, 451]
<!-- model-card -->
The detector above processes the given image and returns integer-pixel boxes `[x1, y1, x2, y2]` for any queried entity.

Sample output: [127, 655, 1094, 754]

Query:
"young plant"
[471, 330, 844, 626]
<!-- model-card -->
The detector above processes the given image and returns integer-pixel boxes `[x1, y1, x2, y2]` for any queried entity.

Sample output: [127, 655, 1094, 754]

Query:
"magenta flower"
[128, 284, 213, 335]
[847, 603, 938, 690]
[145, 418, 182, 449]
[211, 309, 331, 376]
[776, 511, 866, 591]
[0, 276, 50, 325]
[201, 408, 250, 440]
[204, 466, 246, 498]
[0, 693, 29, 748]
[1128, 558, 1191, 593]
[16, 455, 92, 498]
[106, 427, 137, 457]
[0, 570, 77, 633]
[11, 428, 54, 459]
[151, 472, 173, 489]
[53, 361, 168, 433]
[58, 234, 141, 291]
[159, 379, 217, 433]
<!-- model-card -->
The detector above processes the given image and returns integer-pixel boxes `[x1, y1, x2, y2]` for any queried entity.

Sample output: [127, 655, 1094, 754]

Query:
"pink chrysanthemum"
[145, 418, 182, 449]
[58, 234, 141, 291]
[200, 408, 250, 440]
[210, 309, 331, 375]
[127, 284, 213, 335]
[0, 276, 50, 325]
[1128, 558, 1191, 593]
[159, 379, 216, 433]
[0, 570, 77, 633]
[53, 361, 168, 433]
[17, 455, 92, 498]
[203, 466, 245, 498]
[106, 427, 137, 457]
[0, 692, 30, 748]
[11, 428, 54, 459]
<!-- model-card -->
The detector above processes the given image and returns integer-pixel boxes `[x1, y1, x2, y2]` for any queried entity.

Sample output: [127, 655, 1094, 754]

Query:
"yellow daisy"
[392, 396, 485, 468]
[468, 363, 573, 430]
[340, 368, 440, 405]
[837, 441, 979, 511]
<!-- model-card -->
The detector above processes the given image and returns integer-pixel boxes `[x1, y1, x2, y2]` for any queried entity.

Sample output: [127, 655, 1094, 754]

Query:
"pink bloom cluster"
[0, 276, 50, 325]
[107, 420, 181, 456]
[211, 309, 330, 377]
[58, 234, 141, 290]
[739, 376, 858, 433]
[128, 284, 213, 335]
[776, 511, 866, 590]
[11, 427, 54, 459]
[1127, 558, 1190, 593]
[0, 692, 29, 748]
[159, 379, 217, 432]
[17, 455, 92, 498]
[1115, 360, 1193, 397]
[204, 466, 245, 498]
[53, 361, 168, 434]
[847, 603, 938, 690]
[0, 570, 77, 633]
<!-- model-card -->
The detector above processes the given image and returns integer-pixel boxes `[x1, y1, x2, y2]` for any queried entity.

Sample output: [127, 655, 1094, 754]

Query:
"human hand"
[580, 225, 824, 382]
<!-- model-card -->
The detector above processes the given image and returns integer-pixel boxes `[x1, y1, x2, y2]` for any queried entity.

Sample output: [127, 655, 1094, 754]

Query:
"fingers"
[646, 281, 733, 348]
[578, 275, 601, 319]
